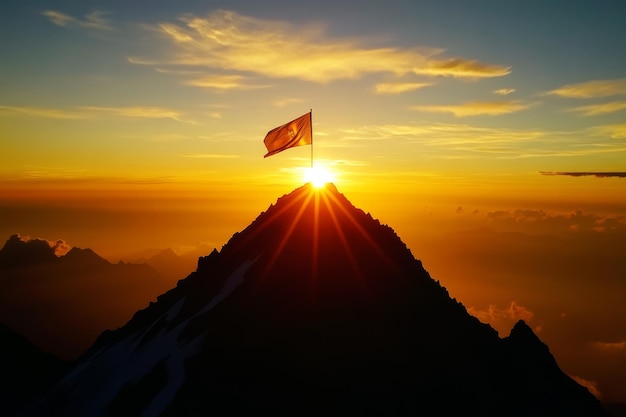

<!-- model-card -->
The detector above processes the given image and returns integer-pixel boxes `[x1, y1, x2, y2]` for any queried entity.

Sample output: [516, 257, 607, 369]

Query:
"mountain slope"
[28, 184, 608, 416]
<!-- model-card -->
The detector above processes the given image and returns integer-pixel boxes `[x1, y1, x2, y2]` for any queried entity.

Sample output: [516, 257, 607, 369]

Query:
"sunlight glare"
[304, 165, 335, 188]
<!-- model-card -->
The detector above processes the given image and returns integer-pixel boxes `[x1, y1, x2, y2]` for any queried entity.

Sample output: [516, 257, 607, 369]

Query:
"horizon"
[1, 0, 625, 406]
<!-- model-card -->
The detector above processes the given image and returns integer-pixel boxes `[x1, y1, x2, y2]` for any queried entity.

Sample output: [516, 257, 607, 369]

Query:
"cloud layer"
[42, 10, 113, 31]
[570, 101, 626, 116]
[540, 171, 626, 178]
[134, 10, 510, 84]
[0, 105, 187, 122]
[412, 101, 531, 117]
[547, 78, 626, 99]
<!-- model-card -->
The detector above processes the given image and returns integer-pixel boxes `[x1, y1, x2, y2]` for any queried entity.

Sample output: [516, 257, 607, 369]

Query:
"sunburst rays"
[228, 183, 398, 296]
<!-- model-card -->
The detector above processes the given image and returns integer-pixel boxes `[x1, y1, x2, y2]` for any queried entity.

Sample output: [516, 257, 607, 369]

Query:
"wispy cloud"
[273, 98, 304, 108]
[375, 82, 433, 94]
[206, 112, 222, 119]
[0, 105, 188, 122]
[81, 106, 188, 122]
[22, 165, 88, 180]
[10, 234, 71, 256]
[412, 100, 532, 117]
[133, 10, 510, 83]
[338, 122, 626, 160]
[341, 122, 545, 143]
[540, 171, 626, 178]
[127, 57, 159, 66]
[570, 101, 626, 116]
[593, 340, 626, 353]
[590, 124, 626, 139]
[485, 208, 626, 233]
[493, 88, 516, 95]
[546, 78, 626, 99]
[42, 10, 113, 31]
[467, 301, 539, 335]
[155, 68, 204, 75]
[468, 301, 535, 324]
[0, 105, 85, 119]
[184, 74, 271, 90]
[571, 376, 603, 400]
[183, 154, 239, 158]
[340, 123, 546, 159]
[414, 58, 511, 78]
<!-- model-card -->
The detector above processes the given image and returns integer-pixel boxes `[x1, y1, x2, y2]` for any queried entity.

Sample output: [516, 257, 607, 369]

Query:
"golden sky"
[1, 0, 626, 403]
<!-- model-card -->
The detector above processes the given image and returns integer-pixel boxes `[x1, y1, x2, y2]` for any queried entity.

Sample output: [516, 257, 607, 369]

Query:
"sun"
[304, 165, 335, 188]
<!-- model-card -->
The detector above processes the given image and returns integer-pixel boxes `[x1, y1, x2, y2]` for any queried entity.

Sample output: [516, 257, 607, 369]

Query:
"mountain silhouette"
[0, 234, 58, 269]
[0, 323, 66, 417]
[24, 184, 609, 416]
[0, 235, 176, 359]
[127, 248, 199, 283]
[60, 247, 111, 268]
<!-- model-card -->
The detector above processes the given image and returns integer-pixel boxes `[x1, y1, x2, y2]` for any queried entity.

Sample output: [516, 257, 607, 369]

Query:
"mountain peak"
[154, 247, 178, 258]
[510, 319, 538, 339]
[61, 247, 110, 267]
[0, 234, 58, 269]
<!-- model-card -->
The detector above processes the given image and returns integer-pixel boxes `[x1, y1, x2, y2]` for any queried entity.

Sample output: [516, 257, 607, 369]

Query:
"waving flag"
[263, 112, 312, 158]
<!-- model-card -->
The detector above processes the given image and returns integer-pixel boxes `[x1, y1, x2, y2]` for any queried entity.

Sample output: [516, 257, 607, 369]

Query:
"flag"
[263, 112, 312, 158]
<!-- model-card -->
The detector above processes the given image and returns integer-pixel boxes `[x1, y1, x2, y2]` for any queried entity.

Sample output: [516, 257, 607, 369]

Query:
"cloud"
[485, 208, 626, 233]
[339, 122, 548, 159]
[486, 209, 549, 222]
[79, 106, 186, 121]
[127, 57, 159, 66]
[184, 74, 271, 90]
[42, 10, 113, 31]
[183, 154, 239, 159]
[469, 301, 534, 323]
[493, 88, 516, 95]
[375, 82, 433, 94]
[52, 239, 72, 256]
[206, 112, 222, 119]
[154, 68, 204, 75]
[0, 105, 188, 122]
[133, 10, 510, 83]
[412, 100, 532, 117]
[273, 98, 304, 108]
[414, 58, 511, 78]
[467, 301, 537, 335]
[590, 124, 626, 139]
[0, 105, 86, 119]
[546, 78, 626, 99]
[3, 234, 71, 258]
[19, 165, 88, 180]
[540, 171, 626, 178]
[342, 122, 542, 141]
[593, 341, 626, 353]
[569, 101, 626, 116]
[571, 376, 603, 399]
[337, 121, 626, 160]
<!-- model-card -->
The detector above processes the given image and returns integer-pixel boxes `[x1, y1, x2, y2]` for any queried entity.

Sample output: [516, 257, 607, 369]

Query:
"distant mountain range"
[0, 234, 178, 358]
[123, 247, 204, 283]
[17, 183, 612, 416]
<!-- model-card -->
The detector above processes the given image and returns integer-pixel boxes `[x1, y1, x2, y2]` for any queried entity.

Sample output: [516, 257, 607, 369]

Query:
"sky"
[1, 0, 626, 403]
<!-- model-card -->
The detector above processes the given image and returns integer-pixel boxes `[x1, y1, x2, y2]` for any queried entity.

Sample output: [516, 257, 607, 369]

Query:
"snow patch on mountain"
[55, 258, 257, 417]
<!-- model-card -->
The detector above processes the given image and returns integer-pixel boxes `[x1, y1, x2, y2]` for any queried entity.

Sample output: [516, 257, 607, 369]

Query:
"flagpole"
[309, 109, 313, 169]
